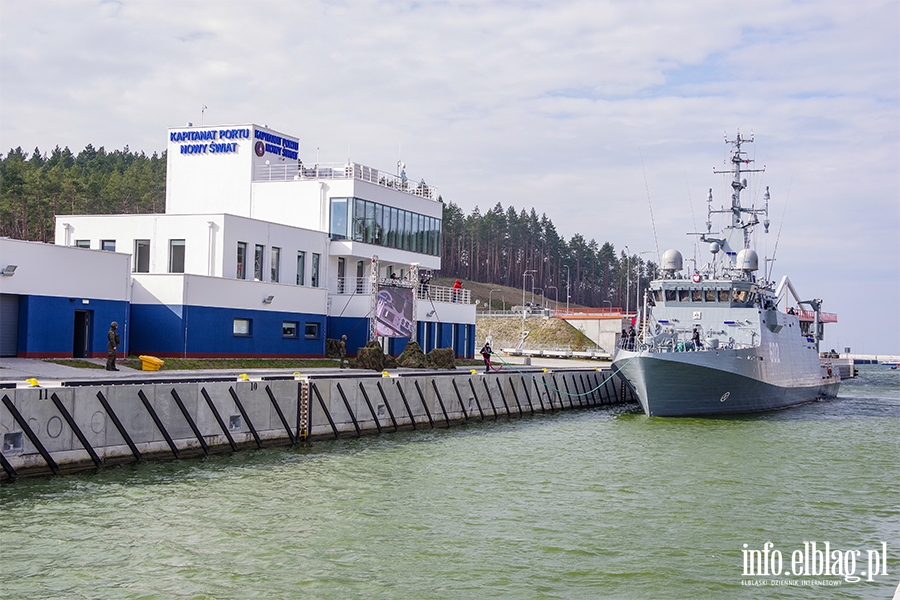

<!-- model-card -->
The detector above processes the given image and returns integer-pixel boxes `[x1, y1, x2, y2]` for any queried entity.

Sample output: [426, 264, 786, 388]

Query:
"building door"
[0, 294, 19, 357]
[73, 310, 92, 358]
[356, 260, 365, 293]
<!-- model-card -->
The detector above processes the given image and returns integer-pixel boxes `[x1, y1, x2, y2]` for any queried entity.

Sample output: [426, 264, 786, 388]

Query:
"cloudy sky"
[2, 0, 898, 354]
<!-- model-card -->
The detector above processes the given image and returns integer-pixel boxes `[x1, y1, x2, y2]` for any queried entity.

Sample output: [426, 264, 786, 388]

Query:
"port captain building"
[0, 123, 476, 359]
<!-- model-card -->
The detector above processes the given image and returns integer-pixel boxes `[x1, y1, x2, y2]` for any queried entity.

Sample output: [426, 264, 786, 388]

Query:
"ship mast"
[708, 131, 769, 251]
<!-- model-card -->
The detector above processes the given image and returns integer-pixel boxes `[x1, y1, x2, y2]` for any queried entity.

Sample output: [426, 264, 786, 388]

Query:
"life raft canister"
[692, 273, 702, 283]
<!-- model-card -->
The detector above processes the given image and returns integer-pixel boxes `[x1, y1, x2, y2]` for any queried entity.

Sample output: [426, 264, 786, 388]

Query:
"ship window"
[665, 290, 676, 302]
[692, 289, 703, 302]
[732, 289, 748, 303]
[678, 290, 690, 302]
[705, 289, 716, 302]
[718, 290, 729, 302]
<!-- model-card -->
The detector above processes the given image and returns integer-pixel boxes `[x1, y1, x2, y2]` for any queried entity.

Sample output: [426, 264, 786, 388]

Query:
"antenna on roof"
[201, 104, 207, 126]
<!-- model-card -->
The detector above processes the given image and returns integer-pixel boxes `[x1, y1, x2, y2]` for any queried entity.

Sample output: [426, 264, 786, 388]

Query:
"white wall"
[55, 213, 330, 287]
[133, 274, 328, 313]
[0, 238, 130, 301]
[221, 214, 329, 286]
[250, 180, 325, 231]
[166, 124, 299, 217]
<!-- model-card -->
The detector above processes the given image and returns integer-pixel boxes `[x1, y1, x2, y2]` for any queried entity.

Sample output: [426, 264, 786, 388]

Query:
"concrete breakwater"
[0, 368, 634, 480]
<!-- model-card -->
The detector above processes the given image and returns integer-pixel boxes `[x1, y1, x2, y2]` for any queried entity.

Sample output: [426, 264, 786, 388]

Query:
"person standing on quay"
[480, 341, 493, 373]
[339, 335, 348, 369]
[106, 321, 120, 371]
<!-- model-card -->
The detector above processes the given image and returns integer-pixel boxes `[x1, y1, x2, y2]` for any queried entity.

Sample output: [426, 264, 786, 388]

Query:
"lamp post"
[522, 269, 536, 346]
[624, 245, 630, 318]
[603, 300, 612, 313]
[565, 265, 570, 313]
[489, 288, 501, 316]
[548, 285, 558, 312]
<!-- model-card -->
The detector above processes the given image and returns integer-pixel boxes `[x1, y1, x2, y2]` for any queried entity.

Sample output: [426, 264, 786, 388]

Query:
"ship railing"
[622, 336, 756, 353]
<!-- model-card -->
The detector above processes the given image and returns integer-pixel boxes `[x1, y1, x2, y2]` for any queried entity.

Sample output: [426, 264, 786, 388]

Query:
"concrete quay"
[0, 359, 634, 480]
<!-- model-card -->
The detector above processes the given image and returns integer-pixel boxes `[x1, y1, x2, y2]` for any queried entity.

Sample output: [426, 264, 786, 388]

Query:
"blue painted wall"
[325, 316, 369, 356]
[130, 304, 326, 357]
[16, 295, 128, 358]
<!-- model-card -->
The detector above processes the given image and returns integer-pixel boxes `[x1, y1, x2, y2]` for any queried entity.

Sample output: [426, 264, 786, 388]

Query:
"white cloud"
[1, 0, 897, 352]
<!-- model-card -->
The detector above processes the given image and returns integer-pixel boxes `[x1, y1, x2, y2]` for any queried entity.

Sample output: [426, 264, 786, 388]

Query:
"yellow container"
[138, 355, 165, 371]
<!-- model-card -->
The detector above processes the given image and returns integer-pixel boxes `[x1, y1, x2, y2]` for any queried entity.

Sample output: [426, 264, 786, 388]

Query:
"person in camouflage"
[107, 321, 120, 371]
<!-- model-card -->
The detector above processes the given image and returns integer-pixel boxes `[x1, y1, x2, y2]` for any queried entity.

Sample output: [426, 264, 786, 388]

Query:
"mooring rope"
[483, 352, 639, 398]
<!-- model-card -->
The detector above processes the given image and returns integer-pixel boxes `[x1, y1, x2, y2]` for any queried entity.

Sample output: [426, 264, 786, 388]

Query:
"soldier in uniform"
[339, 335, 348, 369]
[107, 321, 120, 371]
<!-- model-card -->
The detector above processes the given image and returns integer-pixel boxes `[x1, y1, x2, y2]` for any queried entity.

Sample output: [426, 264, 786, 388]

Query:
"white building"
[0, 122, 477, 359]
[0, 238, 131, 358]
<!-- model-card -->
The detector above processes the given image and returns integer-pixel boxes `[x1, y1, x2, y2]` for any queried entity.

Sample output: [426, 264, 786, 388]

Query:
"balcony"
[331, 278, 472, 305]
[254, 161, 438, 201]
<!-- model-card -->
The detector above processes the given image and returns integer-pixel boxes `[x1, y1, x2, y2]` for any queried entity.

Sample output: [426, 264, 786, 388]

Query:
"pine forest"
[0, 145, 657, 309]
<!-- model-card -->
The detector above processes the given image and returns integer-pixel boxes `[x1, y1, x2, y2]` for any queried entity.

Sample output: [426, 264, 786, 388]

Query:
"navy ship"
[613, 132, 840, 416]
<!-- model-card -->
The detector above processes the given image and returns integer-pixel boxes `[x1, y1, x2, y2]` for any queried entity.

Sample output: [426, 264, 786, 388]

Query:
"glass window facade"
[329, 197, 441, 256]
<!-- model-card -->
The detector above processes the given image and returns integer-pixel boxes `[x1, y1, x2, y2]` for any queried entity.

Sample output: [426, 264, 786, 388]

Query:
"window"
[75, 240, 90, 249]
[337, 257, 346, 294]
[101, 240, 116, 252]
[271, 247, 281, 283]
[718, 290, 730, 302]
[134, 239, 150, 273]
[329, 199, 349, 240]
[233, 318, 252, 336]
[283, 321, 298, 338]
[311, 253, 320, 287]
[356, 260, 365, 293]
[237, 242, 247, 279]
[705, 289, 717, 302]
[304, 322, 320, 339]
[678, 290, 690, 302]
[254, 244, 265, 280]
[365, 201, 375, 243]
[296, 251, 305, 285]
[168, 239, 185, 273]
[665, 289, 676, 302]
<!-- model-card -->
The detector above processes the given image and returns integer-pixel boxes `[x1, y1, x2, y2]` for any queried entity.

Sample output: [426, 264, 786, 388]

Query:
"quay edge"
[0, 368, 635, 480]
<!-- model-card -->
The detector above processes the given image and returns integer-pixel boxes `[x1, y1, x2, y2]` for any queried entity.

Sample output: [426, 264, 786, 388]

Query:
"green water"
[2, 366, 898, 599]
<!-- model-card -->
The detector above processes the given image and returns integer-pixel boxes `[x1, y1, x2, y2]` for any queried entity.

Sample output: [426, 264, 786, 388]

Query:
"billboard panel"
[375, 286, 413, 338]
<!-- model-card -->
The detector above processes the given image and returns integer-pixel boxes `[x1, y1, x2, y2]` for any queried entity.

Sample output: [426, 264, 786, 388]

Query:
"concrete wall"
[0, 369, 634, 480]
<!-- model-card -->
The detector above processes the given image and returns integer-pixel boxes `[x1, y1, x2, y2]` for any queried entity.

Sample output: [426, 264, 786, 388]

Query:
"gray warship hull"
[613, 347, 840, 417]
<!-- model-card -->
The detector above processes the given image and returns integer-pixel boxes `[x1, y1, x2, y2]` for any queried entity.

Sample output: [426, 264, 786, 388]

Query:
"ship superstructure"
[613, 133, 840, 416]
